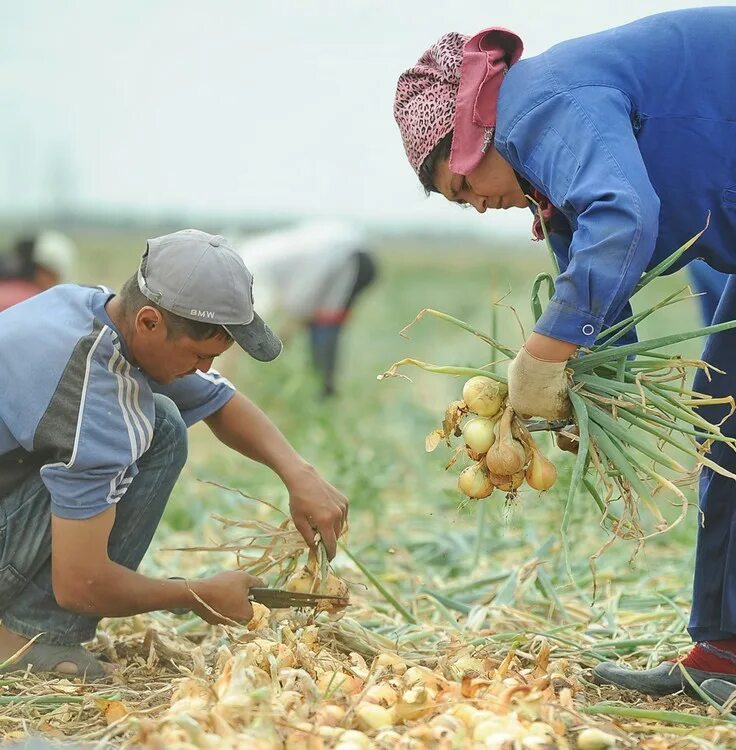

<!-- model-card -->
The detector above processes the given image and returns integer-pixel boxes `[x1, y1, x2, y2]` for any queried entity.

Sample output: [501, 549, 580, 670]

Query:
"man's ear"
[136, 306, 165, 335]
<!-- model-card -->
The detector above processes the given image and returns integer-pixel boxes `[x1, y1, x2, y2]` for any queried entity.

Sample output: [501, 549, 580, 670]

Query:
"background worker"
[0, 229, 347, 680]
[0, 231, 77, 312]
[393, 7, 736, 699]
[235, 220, 377, 397]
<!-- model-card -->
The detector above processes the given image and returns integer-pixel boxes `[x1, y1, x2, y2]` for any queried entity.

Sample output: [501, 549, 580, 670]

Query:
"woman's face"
[433, 147, 528, 213]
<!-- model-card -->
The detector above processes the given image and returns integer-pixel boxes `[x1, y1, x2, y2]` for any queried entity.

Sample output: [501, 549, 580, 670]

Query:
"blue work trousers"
[690, 274, 736, 640]
[0, 394, 187, 645]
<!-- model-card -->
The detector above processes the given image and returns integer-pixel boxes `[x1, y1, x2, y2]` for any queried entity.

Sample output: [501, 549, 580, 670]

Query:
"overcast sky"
[1, 1, 730, 238]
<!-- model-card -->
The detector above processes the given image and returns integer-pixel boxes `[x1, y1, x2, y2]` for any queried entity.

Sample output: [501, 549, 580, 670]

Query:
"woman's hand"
[507, 333, 577, 420]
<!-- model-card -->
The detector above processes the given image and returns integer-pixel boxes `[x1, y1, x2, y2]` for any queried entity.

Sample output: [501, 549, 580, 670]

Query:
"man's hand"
[508, 345, 572, 421]
[205, 394, 348, 559]
[188, 571, 264, 625]
[51, 512, 264, 620]
[286, 463, 348, 560]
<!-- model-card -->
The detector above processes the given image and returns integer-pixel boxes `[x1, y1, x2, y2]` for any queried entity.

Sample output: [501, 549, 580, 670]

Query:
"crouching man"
[0, 229, 348, 680]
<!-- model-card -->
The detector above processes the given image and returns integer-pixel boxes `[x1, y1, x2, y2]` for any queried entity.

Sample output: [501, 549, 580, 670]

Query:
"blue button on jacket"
[494, 7, 736, 346]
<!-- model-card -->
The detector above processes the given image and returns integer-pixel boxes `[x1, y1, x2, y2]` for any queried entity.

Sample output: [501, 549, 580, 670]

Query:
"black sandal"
[0, 642, 111, 681]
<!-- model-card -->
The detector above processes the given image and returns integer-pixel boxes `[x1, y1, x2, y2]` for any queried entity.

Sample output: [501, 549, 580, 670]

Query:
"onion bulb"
[510, 418, 558, 491]
[462, 416, 497, 454]
[485, 406, 526, 476]
[576, 728, 618, 750]
[488, 471, 525, 492]
[525, 442, 558, 491]
[285, 562, 349, 614]
[458, 462, 494, 499]
[462, 377, 507, 417]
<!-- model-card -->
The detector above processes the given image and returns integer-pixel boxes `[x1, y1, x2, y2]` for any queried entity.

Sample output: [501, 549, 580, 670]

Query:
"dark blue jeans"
[690, 274, 736, 641]
[0, 394, 187, 646]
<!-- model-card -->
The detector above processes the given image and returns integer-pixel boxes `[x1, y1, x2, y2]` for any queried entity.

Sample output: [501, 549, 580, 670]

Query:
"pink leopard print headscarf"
[395, 28, 557, 241]
[394, 28, 523, 176]
[393, 32, 468, 177]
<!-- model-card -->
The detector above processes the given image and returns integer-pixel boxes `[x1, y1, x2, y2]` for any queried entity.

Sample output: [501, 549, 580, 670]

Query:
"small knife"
[249, 587, 348, 609]
[167, 579, 348, 615]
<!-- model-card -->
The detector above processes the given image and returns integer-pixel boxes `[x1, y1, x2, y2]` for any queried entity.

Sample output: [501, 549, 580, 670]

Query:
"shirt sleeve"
[150, 370, 235, 427]
[506, 87, 660, 346]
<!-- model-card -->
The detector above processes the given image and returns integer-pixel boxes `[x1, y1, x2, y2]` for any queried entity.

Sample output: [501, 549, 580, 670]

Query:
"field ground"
[1, 228, 731, 748]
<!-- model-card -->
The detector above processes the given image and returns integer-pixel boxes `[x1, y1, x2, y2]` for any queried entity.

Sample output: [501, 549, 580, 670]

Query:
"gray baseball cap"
[137, 229, 282, 362]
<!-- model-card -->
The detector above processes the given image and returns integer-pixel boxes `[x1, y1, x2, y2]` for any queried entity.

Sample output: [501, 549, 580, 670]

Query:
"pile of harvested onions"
[380, 223, 736, 553]
[134, 608, 618, 750]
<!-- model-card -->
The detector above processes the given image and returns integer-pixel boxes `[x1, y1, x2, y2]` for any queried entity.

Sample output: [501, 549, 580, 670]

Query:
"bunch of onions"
[380, 220, 736, 551]
[416, 371, 559, 500]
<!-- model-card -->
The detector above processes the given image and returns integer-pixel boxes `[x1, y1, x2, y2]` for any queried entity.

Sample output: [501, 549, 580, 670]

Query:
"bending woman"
[394, 8, 736, 700]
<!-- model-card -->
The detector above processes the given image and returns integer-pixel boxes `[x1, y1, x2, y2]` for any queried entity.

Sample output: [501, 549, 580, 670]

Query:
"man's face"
[433, 147, 529, 213]
[131, 308, 234, 383]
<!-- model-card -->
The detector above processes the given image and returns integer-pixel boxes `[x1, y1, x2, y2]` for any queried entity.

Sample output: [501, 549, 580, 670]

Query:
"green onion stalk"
[379, 218, 736, 552]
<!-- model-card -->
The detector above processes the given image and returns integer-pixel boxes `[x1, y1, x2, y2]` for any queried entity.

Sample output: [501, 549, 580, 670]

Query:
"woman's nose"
[468, 194, 487, 213]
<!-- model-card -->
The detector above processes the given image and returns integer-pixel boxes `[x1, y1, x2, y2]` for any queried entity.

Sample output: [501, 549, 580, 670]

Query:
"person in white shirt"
[236, 220, 377, 397]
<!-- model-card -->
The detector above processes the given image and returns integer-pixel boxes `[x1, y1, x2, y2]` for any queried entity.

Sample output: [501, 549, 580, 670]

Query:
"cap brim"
[224, 312, 283, 362]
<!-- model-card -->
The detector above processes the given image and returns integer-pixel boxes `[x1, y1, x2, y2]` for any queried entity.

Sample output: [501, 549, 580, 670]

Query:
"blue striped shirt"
[0, 284, 234, 519]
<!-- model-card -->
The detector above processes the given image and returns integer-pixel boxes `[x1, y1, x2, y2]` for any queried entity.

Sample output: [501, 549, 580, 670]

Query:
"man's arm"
[204, 391, 348, 558]
[51, 508, 262, 622]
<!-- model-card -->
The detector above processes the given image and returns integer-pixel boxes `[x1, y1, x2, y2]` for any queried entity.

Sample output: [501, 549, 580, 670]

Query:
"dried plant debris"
[2, 509, 735, 749]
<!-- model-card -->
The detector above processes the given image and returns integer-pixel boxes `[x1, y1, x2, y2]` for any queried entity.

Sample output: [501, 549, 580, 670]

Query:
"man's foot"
[0, 625, 114, 680]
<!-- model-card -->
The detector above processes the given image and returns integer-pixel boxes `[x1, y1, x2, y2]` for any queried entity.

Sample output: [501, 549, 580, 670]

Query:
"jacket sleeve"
[505, 87, 660, 346]
[542, 211, 638, 348]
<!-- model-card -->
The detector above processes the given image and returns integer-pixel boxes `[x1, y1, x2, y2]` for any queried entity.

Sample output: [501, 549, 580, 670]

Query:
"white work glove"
[507, 347, 571, 421]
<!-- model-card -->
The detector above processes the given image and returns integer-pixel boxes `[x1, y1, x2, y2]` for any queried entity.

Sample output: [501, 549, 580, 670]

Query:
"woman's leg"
[689, 274, 736, 640]
[687, 261, 729, 325]
[593, 273, 736, 694]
